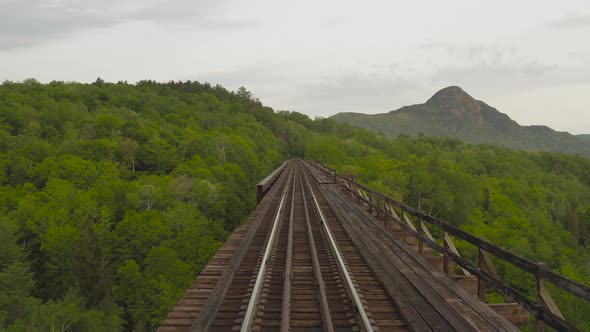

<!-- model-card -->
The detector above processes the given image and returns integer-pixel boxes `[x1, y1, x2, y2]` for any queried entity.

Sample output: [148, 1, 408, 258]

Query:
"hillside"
[0, 80, 589, 330]
[332, 86, 590, 157]
[0, 79, 290, 331]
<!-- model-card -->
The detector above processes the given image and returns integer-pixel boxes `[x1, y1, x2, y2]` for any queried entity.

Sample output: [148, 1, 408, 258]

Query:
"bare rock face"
[426, 86, 485, 127]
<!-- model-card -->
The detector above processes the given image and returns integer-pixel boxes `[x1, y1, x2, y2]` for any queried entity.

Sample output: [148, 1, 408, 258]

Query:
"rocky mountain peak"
[426, 86, 484, 127]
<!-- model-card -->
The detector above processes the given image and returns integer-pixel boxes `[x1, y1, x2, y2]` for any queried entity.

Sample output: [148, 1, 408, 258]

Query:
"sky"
[1, 0, 589, 134]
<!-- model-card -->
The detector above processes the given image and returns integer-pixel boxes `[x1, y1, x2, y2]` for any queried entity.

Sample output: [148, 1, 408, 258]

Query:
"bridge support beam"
[478, 249, 487, 301]
[535, 264, 565, 332]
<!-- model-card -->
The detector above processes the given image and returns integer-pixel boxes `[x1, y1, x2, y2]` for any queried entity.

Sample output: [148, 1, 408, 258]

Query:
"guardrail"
[306, 159, 590, 332]
[256, 161, 288, 204]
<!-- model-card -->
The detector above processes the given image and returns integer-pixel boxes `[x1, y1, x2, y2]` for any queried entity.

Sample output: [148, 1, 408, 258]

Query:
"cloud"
[0, 0, 115, 50]
[304, 72, 418, 100]
[0, 0, 247, 50]
[551, 14, 590, 28]
[407, 44, 590, 96]
[266, 54, 590, 118]
[432, 59, 590, 96]
[289, 70, 428, 117]
[183, 63, 427, 117]
[193, 60, 297, 85]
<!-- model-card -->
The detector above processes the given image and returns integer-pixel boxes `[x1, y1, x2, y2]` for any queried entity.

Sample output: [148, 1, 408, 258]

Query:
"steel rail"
[301, 165, 375, 332]
[189, 161, 295, 332]
[241, 166, 293, 332]
[299, 163, 335, 332]
[280, 164, 297, 331]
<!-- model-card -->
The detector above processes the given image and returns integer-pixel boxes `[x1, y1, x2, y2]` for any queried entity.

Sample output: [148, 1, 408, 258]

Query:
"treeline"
[1, 79, 589, 330]
[0, 79, 287, 331]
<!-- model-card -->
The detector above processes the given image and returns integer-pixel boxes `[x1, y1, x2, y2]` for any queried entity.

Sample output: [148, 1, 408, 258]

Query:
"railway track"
[162, 159, 535, 332]
[209, 159, 408, 332]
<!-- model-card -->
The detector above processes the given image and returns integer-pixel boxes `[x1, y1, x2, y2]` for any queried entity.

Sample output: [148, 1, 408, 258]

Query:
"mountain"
[578, 134, 590, 141]
[332, 86, 590, 157]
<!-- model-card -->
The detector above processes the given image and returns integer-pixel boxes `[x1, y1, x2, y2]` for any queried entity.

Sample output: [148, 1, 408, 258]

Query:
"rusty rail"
[299, 170, 335, 331]
[301, 165, 375, 332]
[241, 167, 292, 331]
[306, 159, 590, 332]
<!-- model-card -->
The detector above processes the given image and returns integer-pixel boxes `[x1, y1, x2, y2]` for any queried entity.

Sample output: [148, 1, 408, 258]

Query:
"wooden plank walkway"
[313, 179, 518, 331]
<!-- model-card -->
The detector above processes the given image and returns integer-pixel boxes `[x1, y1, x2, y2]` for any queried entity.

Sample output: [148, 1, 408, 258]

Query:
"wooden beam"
[389, 204, 401, 222]
[478, 248, 488, 301]
[402, 211, 418, 232]
[420, 220, 436, 242]
[488, 303, 530, 327]
[539, 286, 564, 319]
[444, 232, 470, 276]
[536, 269, 564, 329]
[479, 249, 513, 303]
[443, 231, 450, 275]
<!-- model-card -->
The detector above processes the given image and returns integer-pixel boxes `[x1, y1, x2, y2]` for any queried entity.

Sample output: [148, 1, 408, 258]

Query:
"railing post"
[535, 272, 545, 332]
[376, 199, 381, 219]
[387, 203, 397, 232]
[401, 210, 407, 241]
[257, 185, 263, 205]
[418, 218, 424, 256]
[477, 248, 487, 301]
[443, 230, 450, 274]
[535, 263, 564, 331]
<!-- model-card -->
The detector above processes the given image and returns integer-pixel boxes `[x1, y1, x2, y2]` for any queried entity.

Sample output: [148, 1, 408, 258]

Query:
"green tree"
[0, 261, 35, 324]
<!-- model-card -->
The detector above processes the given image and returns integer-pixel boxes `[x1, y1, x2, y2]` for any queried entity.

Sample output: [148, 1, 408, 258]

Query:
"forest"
[0, 79, 589, 331]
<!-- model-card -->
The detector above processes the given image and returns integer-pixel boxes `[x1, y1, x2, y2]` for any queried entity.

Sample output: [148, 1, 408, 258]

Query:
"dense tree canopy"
[1, 79, 589, 330]
[0, 80, 286, 331]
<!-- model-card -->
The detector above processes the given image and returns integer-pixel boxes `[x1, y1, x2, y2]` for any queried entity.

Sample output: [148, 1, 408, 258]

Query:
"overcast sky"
[1, 0, 589, 134]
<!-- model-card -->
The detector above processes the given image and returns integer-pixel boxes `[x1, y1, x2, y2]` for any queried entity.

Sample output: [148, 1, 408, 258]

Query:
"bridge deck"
[318, 181, 517, 331]
[159, 159, 518, 332]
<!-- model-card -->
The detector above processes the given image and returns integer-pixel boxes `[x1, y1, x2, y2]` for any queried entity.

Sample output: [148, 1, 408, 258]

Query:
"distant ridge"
[332, 86, 590, 157]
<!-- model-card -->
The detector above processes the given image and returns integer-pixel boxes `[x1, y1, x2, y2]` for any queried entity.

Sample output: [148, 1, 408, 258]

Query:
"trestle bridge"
[158, 159, 590, 331]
